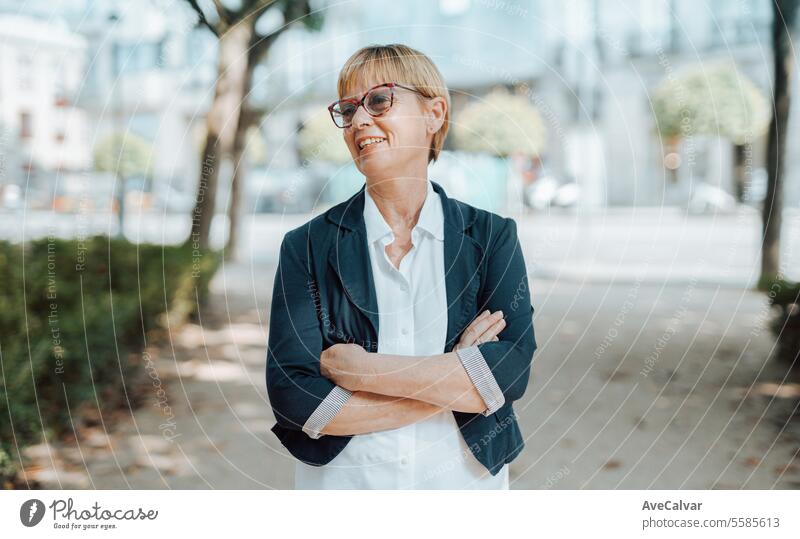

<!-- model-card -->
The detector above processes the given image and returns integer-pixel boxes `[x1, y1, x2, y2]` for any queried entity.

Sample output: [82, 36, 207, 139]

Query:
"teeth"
[359, 137, 386, 149]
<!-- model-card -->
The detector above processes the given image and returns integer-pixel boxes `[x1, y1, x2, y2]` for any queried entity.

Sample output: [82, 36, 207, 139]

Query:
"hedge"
[0, 236, 220, 486]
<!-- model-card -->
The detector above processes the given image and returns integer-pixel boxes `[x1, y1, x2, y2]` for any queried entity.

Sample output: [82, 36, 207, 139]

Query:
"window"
[19, 112, 32, 139]
[54, 71, 67, 107]
[112, 40, 166, 75]
[18, 53, 34, 91]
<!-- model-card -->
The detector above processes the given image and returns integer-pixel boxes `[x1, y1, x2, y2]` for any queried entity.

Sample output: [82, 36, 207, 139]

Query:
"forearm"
[356, 352, 487, 413]
[320, 391, 444, 436]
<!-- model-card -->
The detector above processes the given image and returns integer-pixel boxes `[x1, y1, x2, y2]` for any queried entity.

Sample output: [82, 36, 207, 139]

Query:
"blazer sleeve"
[474, 217, 537, 403]
[266, 232, 344, 434]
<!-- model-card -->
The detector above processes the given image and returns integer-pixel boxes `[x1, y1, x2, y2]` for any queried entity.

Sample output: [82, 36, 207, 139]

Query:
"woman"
[266, 44, 537, 489]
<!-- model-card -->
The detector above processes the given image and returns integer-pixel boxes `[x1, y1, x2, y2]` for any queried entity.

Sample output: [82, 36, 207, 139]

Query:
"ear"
[425, 96, 447, 134]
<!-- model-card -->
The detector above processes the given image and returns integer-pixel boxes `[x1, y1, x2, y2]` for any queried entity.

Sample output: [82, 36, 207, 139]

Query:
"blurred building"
[0, 0, 797, 212]
[73, 0, 216, 199]
[0, 14, 90, 186]
[0, 0, 217, 210]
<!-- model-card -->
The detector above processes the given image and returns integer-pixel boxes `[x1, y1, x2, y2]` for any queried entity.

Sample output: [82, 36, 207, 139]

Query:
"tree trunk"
[187, 21, 253, 250]
[760, 0, 797, 288]
[732, 142, 748, 203]
[224, 107, 254, 261]
[223, 32, 280, 260]
[182, 0, 317, 254]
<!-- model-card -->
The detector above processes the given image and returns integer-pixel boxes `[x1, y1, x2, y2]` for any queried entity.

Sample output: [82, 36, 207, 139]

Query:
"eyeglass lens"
[332, 86, 393, 127]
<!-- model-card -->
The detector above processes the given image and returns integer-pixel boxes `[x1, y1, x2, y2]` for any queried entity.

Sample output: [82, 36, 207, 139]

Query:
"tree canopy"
[298, 110, 351, 164]
[652, 62, 770, 144]
[93, 131, 154, 178]
[452, 87, 547, 157]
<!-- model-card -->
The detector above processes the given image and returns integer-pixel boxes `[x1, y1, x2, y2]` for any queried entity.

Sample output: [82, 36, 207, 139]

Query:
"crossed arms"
[313, 310, 507, 437]
[266, 218, 536, 439]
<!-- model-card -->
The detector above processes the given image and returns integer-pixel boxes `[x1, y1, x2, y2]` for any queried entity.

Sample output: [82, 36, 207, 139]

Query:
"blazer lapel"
[326, 185, 380, 347]
[325, 180, 482, 354]
[436, 181, 483, 352]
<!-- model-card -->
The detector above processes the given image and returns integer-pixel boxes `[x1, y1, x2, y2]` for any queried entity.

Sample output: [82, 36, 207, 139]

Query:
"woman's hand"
[455, 310, 506, 351]
[320, 343, 369, 390]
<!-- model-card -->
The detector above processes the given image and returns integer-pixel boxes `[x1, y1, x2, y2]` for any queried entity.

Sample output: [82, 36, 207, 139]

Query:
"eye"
[337, 102, 356, 117]
[367, 92, 391, 113]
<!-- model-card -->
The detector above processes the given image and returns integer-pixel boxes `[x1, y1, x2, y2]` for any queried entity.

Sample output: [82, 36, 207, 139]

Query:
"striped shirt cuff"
[301, 385, 353, 439]
[455, 345, 506, 416]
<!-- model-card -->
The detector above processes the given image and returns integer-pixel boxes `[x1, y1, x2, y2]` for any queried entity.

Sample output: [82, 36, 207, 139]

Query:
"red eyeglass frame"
[327, 82, 423, 128]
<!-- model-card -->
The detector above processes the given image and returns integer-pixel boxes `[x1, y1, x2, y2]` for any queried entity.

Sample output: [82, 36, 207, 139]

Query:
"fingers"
[462, 310, 504, 346]
[476, 316, 506, 344]
[458, 310, 490, 348]
[472, 309, 492, 325]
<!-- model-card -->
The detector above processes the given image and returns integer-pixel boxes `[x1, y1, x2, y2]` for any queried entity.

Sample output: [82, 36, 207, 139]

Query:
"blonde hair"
[336, 44, 450, 163]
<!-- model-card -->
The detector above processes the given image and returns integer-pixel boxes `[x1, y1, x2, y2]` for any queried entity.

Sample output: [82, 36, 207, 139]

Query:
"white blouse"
[294, 179, 508, 489]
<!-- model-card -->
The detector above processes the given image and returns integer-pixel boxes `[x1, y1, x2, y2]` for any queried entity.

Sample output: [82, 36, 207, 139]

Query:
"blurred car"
[1, 184, 22, 210]
[153, 182, 196, 213]
[249, 166, 326, 214]
[688, 182, 737, 214]
[524, 174, 580, 209]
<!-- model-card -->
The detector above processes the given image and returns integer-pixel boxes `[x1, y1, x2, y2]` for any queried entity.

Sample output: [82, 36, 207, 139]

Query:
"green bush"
[764, 278, 800, 365]
[0, 236, 220, 486]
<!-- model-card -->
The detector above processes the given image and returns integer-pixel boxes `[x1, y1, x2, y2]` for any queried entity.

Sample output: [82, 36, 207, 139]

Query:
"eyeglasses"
[328, 82, 425, 128]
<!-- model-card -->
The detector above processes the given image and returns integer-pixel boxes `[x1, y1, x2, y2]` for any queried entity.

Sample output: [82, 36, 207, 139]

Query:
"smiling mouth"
[358, 137, 387, 152]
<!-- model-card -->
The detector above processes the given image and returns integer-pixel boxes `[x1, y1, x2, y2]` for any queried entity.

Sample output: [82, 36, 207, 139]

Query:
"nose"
[350, 102, 373, 128]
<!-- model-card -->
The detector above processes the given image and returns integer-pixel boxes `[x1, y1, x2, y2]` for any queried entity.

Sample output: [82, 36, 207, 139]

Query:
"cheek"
[344, 135, 359, 156]
[386, 116, 425, 147]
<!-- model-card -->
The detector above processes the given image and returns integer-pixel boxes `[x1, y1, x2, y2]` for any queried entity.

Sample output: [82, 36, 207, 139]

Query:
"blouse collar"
[363, 179, 444, 244]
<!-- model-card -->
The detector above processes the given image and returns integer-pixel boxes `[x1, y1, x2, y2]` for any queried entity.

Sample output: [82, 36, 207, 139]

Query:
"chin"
[356, 156, 394, 177]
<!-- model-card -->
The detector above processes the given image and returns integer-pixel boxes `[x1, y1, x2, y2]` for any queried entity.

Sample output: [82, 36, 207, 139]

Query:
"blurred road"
[4, 206, 799, 287]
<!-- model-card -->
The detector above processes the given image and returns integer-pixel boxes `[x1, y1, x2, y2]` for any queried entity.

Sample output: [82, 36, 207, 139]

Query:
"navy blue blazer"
[266, 180, 537, 476]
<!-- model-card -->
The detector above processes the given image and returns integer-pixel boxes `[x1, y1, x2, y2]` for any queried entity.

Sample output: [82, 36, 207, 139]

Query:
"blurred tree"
[93, 131, 154, 179]
[761, 0, 799, 287]
[94, 131, 154, 237]
[245, 126, 269, 167]
[452, 88, 547, 157]
[182, 0, 323, 258]
[298, 110, 351, 164]
[652, 63, 770, 192]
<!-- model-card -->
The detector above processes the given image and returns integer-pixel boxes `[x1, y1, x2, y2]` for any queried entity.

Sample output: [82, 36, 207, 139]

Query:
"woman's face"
[341, 80, 445, 181]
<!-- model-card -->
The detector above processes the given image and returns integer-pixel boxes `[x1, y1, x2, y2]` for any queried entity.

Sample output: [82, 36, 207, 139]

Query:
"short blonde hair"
[336, 44, 450, 163]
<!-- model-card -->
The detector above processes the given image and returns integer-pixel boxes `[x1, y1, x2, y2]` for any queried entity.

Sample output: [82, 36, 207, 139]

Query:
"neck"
[366, 176, 428, 231]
